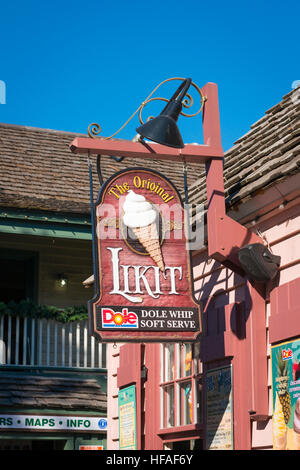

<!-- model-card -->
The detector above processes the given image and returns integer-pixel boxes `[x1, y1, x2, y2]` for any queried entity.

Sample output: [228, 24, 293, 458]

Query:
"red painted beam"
[203, 84, 262, 272]
[117, 343, 142, 450]
[202, 83, 223, 149]
[69, 137, 223, 163]
[244, 282, 269, 421]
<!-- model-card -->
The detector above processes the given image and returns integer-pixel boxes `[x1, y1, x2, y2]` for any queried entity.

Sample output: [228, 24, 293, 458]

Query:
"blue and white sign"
[0, 414, 107, 432]
[98, 418, 107, 430]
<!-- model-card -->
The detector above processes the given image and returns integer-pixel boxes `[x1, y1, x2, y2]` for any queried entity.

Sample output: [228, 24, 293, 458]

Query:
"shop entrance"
[0, 439, 66, 450]
[0, 434, 106, 451]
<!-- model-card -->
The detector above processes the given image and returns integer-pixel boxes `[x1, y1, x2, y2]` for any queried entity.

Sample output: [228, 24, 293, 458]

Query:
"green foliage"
[0, 300, 88, 323]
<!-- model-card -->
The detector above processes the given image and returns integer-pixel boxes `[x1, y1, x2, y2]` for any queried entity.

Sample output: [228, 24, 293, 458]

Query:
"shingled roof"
[0, 123, 200, 215]
[188, 87, 300, 208]
[1, 87, 299, 216]
[0, 374, 106, 411]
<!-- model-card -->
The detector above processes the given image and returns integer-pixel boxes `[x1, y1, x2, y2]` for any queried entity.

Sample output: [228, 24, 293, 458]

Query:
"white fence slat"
[7, 316, 12, 364]
[83, 322, 88, 368]
[68, 323, 73, 368]
[46, 321, 50, 366]
[0, 316, 5, 364]
[0, 316, 3, 340]
[38, 319, 43, 365]
[61, 324, 65, 367]
[31, 318, 35, 366]
[22, 318, 27, 365]
[53, 323, 57, 367]
[91, 335, 95, 368]
[15, 317, 20, 365]
[76, 322, 80, 367]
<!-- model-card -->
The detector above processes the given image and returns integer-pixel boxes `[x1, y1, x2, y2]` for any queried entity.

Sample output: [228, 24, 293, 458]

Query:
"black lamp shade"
[136, 112, 184, 149]
[136, 78, 192, 149]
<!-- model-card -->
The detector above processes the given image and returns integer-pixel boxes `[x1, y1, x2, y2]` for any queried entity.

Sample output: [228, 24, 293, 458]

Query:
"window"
[164, 439, 203, 450]
[0, 249, 38, 365]
[0, 249, 38, 303]
[160, 343, 202, 429]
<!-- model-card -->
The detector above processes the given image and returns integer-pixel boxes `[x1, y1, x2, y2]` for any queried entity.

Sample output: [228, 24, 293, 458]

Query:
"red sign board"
[79, 445, 103, 450]
[89, 168, 202, 342]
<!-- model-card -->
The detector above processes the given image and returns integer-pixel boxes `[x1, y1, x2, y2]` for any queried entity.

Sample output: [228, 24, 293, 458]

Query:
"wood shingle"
[0, 124, 201, 214]
[0, 374, 106, 412]
[188, 87, 300, 210]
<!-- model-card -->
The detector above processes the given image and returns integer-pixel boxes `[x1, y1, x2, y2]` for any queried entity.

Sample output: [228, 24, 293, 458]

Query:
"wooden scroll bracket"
[70, 82, 261, 274]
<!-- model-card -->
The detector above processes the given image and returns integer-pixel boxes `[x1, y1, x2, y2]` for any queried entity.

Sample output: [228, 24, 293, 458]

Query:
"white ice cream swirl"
[123, 190, 156, 228]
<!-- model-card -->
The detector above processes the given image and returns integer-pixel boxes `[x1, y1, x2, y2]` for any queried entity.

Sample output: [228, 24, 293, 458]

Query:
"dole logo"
[101, 308, 138, 328]
[282, 348, 293, 361]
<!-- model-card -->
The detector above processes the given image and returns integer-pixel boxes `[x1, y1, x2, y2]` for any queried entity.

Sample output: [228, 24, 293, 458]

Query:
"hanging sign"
[89, 167, 201, 342]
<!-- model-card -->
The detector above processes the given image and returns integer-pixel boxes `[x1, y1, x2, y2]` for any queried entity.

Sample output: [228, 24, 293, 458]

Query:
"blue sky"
[0, 0, 299, 151]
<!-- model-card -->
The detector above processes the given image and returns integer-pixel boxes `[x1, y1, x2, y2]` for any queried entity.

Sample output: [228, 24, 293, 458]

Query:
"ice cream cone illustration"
[294, 431, 300, 450]
[123, 190, 165, 271]
[293, 397, 300, 449]
[273, 392, 287, 450]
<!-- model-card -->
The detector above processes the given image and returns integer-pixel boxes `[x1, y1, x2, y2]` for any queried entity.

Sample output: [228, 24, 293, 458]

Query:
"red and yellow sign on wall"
[89, 168, 202, 342]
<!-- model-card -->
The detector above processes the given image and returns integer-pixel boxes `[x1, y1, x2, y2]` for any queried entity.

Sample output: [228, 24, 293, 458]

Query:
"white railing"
[0, 315, 106, 369]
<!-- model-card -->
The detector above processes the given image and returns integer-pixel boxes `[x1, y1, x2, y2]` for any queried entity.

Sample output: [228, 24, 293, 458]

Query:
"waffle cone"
[294, 430, 300, 450]
[133, 223, 164, 271]
[274, 431, 287, 450]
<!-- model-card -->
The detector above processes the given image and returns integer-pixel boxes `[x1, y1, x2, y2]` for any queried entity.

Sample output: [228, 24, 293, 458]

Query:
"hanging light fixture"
[136, 78, 192, 148]
[87, 77, 206, 149]
[58, 273, 68, 287]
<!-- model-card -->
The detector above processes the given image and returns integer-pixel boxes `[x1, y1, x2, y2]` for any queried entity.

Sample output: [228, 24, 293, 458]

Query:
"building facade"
[0, 122, 200, 450]
[0, 124, 107, 450]
[107, 86, 300, 450]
